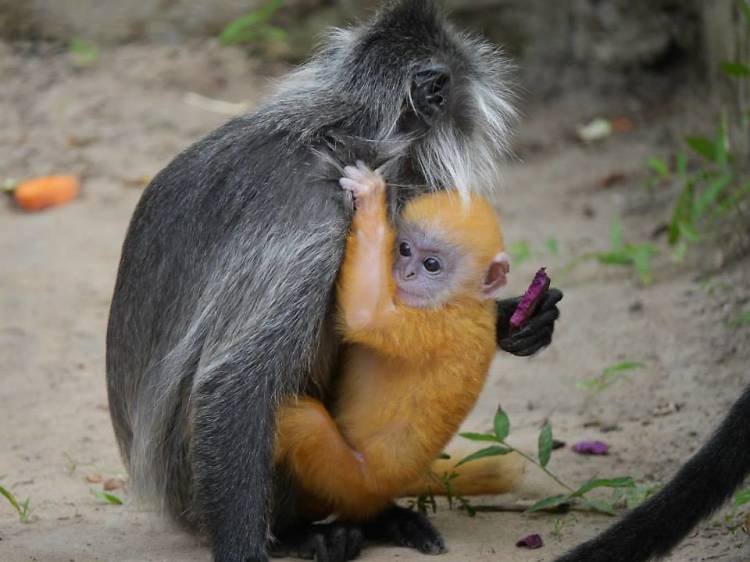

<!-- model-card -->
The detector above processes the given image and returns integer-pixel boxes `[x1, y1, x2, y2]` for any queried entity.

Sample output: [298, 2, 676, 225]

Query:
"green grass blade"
[733, 488, 750, 506]
[91, 489, 123, 505]
[0, 485, 22, 514]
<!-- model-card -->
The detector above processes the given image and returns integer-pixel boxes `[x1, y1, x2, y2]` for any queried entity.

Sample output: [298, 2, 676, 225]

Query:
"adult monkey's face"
[338, 0, 517, 195]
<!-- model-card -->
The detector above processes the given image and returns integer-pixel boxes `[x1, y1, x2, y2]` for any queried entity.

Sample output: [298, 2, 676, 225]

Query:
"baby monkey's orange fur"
[275, 167, 522, 521]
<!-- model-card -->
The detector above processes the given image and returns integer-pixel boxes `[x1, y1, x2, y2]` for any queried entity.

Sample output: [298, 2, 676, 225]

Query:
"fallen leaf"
[610, 116, 634, 133]
[596, 172, 627, 189]
[743, 513, 749, 535]
[67, 135, 99, 147]
[85, 473, 102, 484]
[122, 176, 151, 189]
[652, 402, 683, 417]
[516, 534, 544, 549]
[572, 441, 610, 455]
[103, 478, 125, 491]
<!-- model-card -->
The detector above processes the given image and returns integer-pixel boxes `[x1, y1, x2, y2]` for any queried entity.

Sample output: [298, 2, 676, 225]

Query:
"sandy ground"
[0, 42, 748, 562]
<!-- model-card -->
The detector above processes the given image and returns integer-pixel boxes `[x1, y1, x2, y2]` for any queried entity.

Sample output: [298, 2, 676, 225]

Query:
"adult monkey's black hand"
[496, 288, 563, 356]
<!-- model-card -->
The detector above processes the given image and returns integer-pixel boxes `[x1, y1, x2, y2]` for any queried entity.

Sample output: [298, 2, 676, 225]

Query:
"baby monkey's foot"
[339, 161, 385, 209]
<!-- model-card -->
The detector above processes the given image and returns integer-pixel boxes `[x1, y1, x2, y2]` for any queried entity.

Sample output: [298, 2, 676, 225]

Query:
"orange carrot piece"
[14, 175, 80, 211]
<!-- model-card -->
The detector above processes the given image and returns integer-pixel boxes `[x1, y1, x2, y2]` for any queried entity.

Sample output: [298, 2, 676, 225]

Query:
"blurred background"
[0, 1, 748, 562]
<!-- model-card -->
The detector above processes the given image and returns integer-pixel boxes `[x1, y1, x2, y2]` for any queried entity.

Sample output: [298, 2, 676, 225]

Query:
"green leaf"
[685, 136, 717, 162]
[678, 222, 700, 243]
[459, 432, 499, 443]
[493, 407, 510, 441]
[595, 252, 631, 266]
[572, 477, 635, 498]
[720, 61, 750, 77]
[455, 446, 512, 468]
[582, 497, 616, 516]
[672, 241, 688, 263]
[601, 362, 645, 377]
[525, 494, 570, 513]
[219, 0, 285, 45]
[694, 173, 732, 216]
[733, 488, 750, 507]
[0, 485, 22, 514]
[261, 25, 287, 41]
[669, 181, 695, 245]
[69, 38, 98, 65]
[91, 489, 123, 505]
[646, 156, 670, 179]
[538, 420, 553, 469]
[630, 246, 654, 285]
[715, 117, 729, 168]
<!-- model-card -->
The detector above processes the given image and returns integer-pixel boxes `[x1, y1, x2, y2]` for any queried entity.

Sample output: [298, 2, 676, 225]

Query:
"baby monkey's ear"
[481, 252, 510, 300]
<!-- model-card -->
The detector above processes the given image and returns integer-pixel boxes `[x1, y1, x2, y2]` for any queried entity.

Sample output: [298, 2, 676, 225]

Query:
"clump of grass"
[644, 1, 750, 261]
[0, 484, 33, 523]
[69, 38, 98, 66]
[563, 221, 657, 285]
[219, 0, 286, 47]
[723, 487, 750, 531]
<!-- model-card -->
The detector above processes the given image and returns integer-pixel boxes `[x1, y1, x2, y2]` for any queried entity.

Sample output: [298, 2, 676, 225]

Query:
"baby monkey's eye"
[423, 257, 441, 273]
[399, 242, 412, 257]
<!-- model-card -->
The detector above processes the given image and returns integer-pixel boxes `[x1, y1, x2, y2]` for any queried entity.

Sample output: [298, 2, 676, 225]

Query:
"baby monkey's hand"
[340, 161, 385, 212]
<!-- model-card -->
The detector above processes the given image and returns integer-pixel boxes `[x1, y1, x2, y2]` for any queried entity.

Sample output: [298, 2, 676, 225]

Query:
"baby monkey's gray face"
[392, 226, 464, 308]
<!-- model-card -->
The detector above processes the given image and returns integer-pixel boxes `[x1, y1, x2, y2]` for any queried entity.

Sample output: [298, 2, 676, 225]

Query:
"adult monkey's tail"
[556, 382, 750, 562]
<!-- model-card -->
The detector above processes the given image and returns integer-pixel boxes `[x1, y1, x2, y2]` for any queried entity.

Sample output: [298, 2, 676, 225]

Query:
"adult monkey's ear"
[411, 64, 451, 124]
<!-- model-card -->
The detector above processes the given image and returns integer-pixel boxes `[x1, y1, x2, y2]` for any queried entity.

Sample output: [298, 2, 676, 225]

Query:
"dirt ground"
[0, 41, 748, 562]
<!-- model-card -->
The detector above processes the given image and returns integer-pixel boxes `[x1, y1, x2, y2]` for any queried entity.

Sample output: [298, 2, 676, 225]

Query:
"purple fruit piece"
[572, 440, 610, 455]
[509, 267, 551, 330]
[516, 534, 544, 549]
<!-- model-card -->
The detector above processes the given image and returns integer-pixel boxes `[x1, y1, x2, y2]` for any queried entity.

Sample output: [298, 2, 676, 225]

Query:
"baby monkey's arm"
[337, 162, 397, 333]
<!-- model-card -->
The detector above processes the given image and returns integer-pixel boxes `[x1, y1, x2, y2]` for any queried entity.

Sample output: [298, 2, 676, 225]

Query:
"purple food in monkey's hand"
[509, 268, 551, 330]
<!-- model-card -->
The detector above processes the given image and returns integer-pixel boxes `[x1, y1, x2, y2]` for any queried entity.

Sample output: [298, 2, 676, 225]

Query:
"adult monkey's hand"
[496, 289, 563, 356]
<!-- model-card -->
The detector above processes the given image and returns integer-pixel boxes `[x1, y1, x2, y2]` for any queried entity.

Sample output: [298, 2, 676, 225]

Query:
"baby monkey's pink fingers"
[339, 178, 360, 192]
[344, 165, 366, 180]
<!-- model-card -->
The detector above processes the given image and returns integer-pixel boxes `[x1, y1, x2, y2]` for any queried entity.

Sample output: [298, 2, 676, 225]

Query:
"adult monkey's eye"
[399, 242, 412, 257]
[423, 257, 441, 273]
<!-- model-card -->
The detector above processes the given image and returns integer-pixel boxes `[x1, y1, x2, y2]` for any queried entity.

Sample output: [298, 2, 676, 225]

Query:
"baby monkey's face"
[393, 222, 510, 309]
[393, 225, 466, 308]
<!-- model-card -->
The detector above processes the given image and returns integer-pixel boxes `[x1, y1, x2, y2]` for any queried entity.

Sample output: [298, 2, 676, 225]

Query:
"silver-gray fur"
[106, 2, 516, 561]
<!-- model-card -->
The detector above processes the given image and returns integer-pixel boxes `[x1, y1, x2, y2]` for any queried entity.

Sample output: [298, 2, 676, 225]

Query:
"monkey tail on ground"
[555, 382, 750, 562]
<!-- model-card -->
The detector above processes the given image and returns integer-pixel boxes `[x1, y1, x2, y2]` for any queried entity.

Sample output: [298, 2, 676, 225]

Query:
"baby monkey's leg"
[275, 397, 390, 519]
